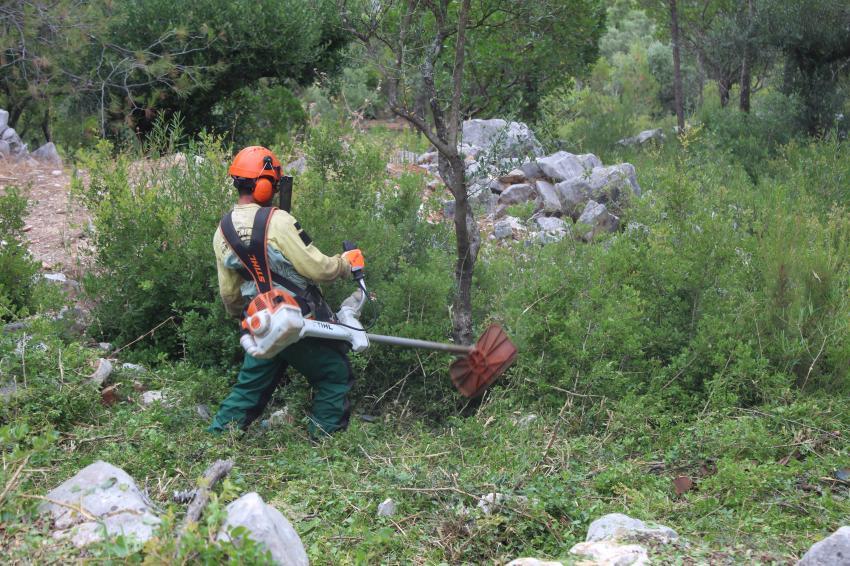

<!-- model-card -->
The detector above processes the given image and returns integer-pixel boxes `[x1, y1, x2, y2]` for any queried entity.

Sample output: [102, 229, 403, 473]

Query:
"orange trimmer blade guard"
[449, 324, 517, 397]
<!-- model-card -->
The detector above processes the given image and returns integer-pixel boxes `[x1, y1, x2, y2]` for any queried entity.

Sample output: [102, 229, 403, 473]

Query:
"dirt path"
[0, 158, 90, 277]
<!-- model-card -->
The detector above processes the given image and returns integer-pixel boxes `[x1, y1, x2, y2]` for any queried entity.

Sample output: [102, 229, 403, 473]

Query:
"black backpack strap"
[219, 207, 319, 317]
[219, 207, 275, 294]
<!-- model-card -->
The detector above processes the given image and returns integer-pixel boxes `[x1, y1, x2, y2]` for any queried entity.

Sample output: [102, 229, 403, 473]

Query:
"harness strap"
[219, 207, 275, 294]
[219, 207, 319, 317]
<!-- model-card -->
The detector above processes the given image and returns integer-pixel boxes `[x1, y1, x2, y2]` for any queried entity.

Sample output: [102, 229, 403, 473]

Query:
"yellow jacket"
[213, 204, 350, 317]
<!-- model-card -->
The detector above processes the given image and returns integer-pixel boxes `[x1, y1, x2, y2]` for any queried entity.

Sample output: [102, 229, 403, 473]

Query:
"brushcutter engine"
[239, 289, 306, 359]
[240, 288, 369, 359]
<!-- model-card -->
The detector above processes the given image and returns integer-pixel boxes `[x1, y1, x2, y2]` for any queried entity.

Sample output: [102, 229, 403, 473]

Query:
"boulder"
[377, 498, 397, 517]
[536, 151, 601, 183]
[498, 169, 526, 185]
[534, 180, 561, 215]
[218, 492, 308, 566]
[534, 217, 568, 234]
[1, 127, 24, 155]
[497, 183, 536, 206]
[553, 179, 588, 218]
[520, 160, 544, 180]
[554, 164, 641, 217]
[798, 526, 850, 565]
[493, 217, 525, 241]
[585, 513, 678, 544]
[461, 119, 544, 158]
[285, 157, 306, 175]
[618, 128, 666, 147]
[0, 109, 8, 132]
[43, 272, 80, 295]
[89, 358, 113, 387]
[488, 179, 506, 195]
[32, 142, 62, 165]
[476, 492, 528, 514]
[0, 140, 10, 157]
[41, 461, 161, 547]
[570, 540, 649, 566]
[576, 201, 620, 242]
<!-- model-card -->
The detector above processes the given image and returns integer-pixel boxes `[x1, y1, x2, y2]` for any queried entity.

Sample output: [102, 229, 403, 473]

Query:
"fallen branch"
[0, 455, 31, 505]
[112, 316, 177, 356]
[19, 493, 98, 522]
[178, 459, 234, 538]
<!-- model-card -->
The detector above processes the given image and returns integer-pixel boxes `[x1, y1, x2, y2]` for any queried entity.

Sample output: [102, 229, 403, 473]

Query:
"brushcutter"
[239, 242, 517, 398]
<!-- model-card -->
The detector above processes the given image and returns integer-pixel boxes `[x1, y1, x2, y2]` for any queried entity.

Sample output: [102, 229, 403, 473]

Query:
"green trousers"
[208, 338, 354, 436]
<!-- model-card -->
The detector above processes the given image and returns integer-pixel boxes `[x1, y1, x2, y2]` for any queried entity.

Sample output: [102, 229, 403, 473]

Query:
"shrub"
[494, 136, 850, 421]
[694, 88, 805, 180]
[210, 81, 308, 148]
[76, 131, 236, 366]
[0, 188, 40, 321]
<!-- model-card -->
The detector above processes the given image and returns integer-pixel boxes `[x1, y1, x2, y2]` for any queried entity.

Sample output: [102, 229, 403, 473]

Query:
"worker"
[208, 146, 365, 437]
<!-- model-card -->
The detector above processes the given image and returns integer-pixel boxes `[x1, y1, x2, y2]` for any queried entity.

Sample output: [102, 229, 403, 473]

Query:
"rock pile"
[412, 118, 642, 245]
[0, 108, 62, 165]
[485, 150, 640, 243]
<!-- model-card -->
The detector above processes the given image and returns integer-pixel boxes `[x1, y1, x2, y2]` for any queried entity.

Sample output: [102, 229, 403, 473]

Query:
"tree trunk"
[440, 153, 480, 346]
[8, 98, 28, 130]
[718, 79, 731, 107]
[669, 0, 685, 131]
[41, 106, 52, 142]
[739, 0, 753, 112]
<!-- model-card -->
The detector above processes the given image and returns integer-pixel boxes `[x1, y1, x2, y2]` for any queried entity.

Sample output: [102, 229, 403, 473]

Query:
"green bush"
[694, 88, 805, 180]
[210, 80, 308, 148]
[493, 136, 850, 421]
[76, 131, 237, 366]
[0, 188, 41, 321]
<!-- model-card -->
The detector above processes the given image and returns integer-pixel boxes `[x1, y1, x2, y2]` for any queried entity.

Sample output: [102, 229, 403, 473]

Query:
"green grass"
[1, 327, 847, 564]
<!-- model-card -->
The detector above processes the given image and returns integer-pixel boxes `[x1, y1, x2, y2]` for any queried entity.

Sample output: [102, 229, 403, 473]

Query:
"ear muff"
[253, 177, 275, 203]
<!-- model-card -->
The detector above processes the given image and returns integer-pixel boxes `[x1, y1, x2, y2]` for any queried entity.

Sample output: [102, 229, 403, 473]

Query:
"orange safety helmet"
[229, 146, 283, 204]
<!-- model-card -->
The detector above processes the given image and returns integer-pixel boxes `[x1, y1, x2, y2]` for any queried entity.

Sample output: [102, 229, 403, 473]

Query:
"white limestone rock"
[586, 513, 678, 544]
[570, 540, 649, 566]
[536, 151, 601, 183]
[377, 498, 397, 517]
[218, 492, 308, 566]
[798, 526, 850, 566]
[41, 461, 161, 547]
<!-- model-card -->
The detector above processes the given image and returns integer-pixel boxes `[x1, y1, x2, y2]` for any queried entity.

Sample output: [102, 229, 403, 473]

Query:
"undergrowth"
[1, 121, 849, 563]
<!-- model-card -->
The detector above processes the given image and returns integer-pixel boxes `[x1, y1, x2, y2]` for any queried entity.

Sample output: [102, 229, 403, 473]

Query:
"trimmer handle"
[342, 240, 365, 282]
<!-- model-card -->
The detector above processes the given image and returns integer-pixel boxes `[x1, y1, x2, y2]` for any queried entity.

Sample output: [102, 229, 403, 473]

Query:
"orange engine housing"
[242, 289, 300, 331]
